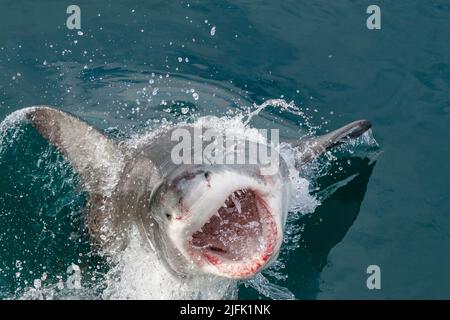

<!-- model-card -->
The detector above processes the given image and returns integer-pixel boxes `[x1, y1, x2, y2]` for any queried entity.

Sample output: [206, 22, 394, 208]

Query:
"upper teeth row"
[233, 189, 248, 197]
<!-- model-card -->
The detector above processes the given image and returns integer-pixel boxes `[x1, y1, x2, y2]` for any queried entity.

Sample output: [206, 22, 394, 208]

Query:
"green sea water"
[0, 1, 449, 299]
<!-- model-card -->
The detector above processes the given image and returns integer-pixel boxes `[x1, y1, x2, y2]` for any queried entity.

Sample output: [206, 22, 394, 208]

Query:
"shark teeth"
[230, 192, 242, 214]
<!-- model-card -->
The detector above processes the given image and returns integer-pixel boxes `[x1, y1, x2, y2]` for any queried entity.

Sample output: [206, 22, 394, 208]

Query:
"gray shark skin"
[18, 106, 371, 280]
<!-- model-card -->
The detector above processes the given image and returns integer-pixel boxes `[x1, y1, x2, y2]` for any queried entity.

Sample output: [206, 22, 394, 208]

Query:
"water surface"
[0, 1, 449, 299]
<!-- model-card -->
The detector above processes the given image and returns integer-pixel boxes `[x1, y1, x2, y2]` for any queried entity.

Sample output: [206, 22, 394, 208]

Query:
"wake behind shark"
[6, 106, 372, 297]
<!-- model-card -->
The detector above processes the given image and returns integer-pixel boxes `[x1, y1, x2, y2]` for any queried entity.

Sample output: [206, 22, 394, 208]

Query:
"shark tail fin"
[293, 120, 372, 166]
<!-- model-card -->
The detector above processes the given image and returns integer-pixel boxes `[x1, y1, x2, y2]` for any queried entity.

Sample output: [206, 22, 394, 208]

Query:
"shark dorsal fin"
[26, 106, 124, 195]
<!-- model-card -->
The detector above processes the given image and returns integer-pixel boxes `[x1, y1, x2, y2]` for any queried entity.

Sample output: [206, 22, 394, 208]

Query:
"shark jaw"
[186, 188, 280, 278]
[159, 168, 286, 279]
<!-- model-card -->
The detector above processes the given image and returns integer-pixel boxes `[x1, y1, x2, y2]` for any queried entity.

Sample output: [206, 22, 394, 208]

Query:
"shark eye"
[166, 214, 172, 220]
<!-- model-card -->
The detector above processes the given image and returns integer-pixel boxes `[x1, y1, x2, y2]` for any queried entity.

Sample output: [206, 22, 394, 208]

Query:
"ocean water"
[0, 1, 449, 299]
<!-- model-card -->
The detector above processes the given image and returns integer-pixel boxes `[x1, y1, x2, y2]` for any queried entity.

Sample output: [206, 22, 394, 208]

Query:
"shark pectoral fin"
[293, 120, 372, 166]
[25, 106, 124, 195]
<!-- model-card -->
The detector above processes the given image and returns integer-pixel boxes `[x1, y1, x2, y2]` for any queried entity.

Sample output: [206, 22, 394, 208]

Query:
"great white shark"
[12, 106, 371, 281]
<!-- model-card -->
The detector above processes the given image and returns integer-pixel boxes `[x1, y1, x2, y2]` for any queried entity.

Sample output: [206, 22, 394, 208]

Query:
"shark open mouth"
[188, 188, 278, 278]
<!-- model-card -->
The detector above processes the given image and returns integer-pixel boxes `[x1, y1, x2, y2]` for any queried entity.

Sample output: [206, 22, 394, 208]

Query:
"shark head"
[142, 163, 290, 279]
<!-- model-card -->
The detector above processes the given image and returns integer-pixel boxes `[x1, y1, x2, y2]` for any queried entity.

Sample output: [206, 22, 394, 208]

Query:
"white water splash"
[280, 142, 320, 214]
[102, 226, 236, 300]
[0, 107, 33, 149]
[245, 273, 295, 300]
